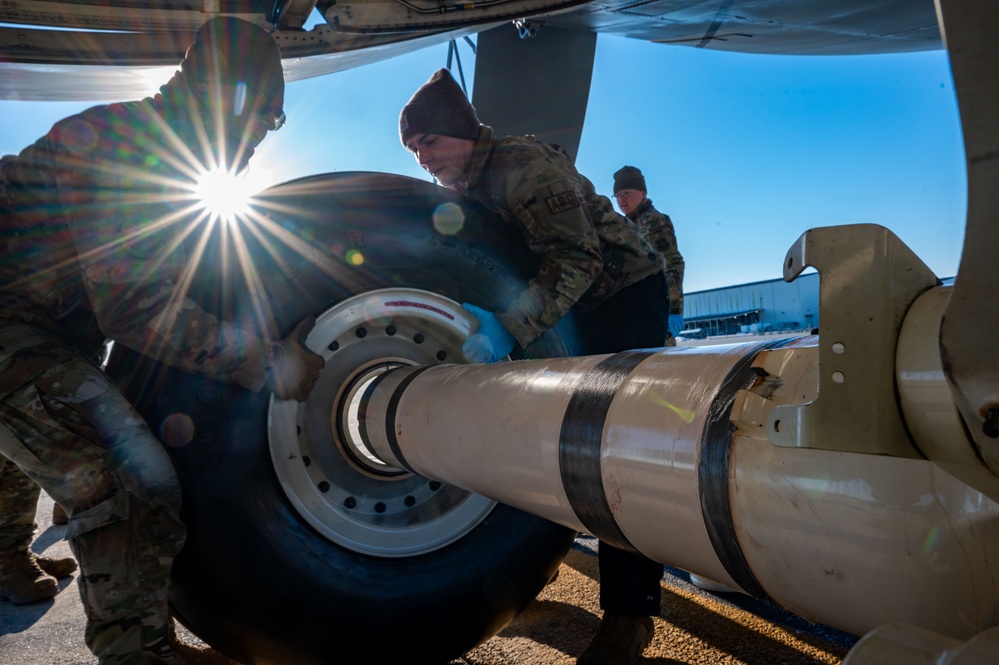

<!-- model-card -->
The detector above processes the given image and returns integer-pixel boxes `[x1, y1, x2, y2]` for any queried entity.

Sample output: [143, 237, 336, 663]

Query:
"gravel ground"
[454, 534, 855, 665]
[2, 493, 855, 664]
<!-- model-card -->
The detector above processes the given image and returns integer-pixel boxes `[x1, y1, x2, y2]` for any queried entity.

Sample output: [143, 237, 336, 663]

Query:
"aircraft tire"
[106, 172, 578, 665]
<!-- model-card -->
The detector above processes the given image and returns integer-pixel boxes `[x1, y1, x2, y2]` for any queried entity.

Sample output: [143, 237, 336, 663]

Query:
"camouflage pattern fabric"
[0, 99, 273, 396]
[462, 126, 664, 348]
[0, 320, 185, 663]
[0, 85, 270, 664]
[627, 198, 684, 316]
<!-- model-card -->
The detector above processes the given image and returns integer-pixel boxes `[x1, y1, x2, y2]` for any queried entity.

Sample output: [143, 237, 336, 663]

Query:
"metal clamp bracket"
[767, 224, 939, 456]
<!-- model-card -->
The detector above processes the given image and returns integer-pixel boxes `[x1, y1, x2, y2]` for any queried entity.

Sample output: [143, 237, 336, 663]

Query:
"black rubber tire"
[106, 172, 579, 665]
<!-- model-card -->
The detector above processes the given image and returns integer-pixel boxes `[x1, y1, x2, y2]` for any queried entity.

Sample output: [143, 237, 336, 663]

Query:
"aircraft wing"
[0, 25, 486, 101]
[544, 0, 942, 55]
[1, 0, 942, 101]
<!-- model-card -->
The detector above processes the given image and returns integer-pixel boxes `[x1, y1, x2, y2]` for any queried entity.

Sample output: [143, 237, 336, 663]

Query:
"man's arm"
[57, 143, 315, 396]
[494, 173, 603, 348]
[644, 211, 685, 314]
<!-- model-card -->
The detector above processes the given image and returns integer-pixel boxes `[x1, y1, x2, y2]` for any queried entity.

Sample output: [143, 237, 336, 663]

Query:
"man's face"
[615, 188, 646, 216]
[217, 83, 286, 171]
[405, 133, 475, 190]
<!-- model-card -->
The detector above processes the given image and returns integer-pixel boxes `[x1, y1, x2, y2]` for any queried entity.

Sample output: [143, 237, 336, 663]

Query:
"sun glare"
[194, 168, 260, 222]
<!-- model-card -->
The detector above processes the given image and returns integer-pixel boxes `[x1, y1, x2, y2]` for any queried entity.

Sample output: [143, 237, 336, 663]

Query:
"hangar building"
[681, 271, 820, 338]
[681, 272, 954, 338]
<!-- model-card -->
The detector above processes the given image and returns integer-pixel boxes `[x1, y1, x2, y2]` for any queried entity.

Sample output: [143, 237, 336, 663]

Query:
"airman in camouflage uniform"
[399, 68, 666, 665]
[0, 17, 323, 665]
[614, 165, 686, 346]
[461, 130, 665, 349]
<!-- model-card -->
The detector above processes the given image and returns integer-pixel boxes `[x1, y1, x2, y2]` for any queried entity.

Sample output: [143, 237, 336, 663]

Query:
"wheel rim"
[268, 288, 498, 557]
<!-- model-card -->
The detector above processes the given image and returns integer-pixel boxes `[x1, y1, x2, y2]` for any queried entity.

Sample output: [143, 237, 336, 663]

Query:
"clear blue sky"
[0, 32, 967, 293]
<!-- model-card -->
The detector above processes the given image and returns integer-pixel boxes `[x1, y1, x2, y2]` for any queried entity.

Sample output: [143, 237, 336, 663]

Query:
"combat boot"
[0, 547, 59, 605]
[35, 552, 77, 579]
[576, 613, 654, 665]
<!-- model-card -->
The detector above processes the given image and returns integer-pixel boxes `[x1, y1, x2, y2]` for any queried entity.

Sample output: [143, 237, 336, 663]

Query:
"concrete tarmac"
[2, 491, 857, 664]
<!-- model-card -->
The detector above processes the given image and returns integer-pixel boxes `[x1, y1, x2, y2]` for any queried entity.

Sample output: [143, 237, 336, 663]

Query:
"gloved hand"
[266, 317, 326, 402]
[461, 303, 516, 363]
[668, 313, 684, 338]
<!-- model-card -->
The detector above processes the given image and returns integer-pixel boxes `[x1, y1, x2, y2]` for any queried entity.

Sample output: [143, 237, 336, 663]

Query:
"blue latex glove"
[668, 314, 684, 338]
[461, 303, 516, 363]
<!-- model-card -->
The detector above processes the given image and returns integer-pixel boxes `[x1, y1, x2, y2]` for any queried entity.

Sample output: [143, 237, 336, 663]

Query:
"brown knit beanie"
[613, 165, 647, 193]
[180, 17, 284, 106]
[400, 68, 480, 149]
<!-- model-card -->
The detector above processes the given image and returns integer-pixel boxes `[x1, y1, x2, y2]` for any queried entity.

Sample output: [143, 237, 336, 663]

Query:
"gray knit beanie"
[613, 166, 647, 193]
[400, 68, 480, 148]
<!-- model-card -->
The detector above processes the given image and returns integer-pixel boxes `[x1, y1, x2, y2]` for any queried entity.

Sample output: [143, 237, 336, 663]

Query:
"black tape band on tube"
[559, 350, 655, 553]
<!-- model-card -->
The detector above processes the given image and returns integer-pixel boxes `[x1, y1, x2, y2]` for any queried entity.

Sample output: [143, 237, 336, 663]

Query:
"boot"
[577, 613, 654, 665]
[35, 552, 77, 579]
[52, 502, 69, 525]
[0, 547, 59, 605]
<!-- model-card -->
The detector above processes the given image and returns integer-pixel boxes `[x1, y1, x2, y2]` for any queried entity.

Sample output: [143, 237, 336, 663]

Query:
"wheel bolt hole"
[327, 341, 340, 352]
[386, 325, 397, 336]
[404, 495, 416, 507]
[302, 456, 311, 467]
[356, 328, 367, 338]
[375, 502, 387, 513]
[344, 496, 357, 509]
[413, 333, 425, 344]
[429, 481, 442, 491]
[436, 350, 446, 361]
[318, 481, 330, 493]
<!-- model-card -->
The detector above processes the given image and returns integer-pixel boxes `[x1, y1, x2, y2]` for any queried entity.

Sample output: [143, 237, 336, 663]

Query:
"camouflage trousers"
[0, 320, 187, 664]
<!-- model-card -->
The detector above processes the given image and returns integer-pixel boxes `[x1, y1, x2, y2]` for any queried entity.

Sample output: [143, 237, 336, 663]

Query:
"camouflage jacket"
[628, 198, 684, 315]
[462, 126, 663, 347]
[0, 96, 272, 394]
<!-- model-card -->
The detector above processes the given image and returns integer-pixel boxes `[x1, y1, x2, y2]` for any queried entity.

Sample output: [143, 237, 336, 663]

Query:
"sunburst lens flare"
[194, 168, 258, 223]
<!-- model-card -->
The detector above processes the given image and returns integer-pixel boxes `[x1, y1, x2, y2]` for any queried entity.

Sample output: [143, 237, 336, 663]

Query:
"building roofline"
[685, 272, 954, 296]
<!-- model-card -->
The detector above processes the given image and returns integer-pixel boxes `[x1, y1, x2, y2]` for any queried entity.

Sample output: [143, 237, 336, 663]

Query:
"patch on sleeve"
[545, 191, 581, 215]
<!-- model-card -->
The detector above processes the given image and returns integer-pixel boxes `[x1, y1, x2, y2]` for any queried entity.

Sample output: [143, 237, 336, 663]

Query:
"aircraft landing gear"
[107, 172, 576, 664]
